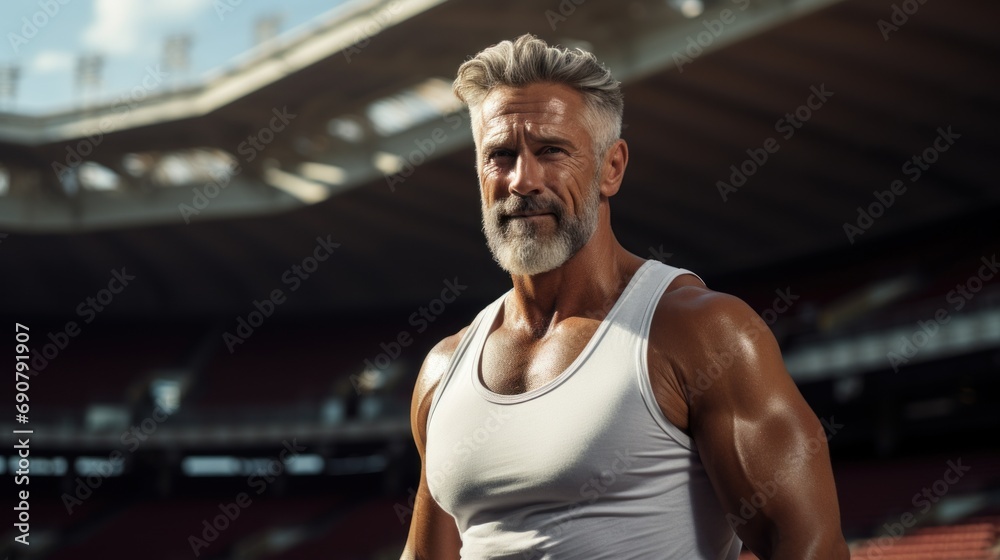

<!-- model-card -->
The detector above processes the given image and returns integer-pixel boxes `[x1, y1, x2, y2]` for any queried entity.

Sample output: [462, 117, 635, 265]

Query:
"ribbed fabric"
[426, 260, 742, 559]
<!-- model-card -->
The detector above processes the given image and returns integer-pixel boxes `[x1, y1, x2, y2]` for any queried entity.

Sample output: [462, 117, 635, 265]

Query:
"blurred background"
[0, 0, 998, 558]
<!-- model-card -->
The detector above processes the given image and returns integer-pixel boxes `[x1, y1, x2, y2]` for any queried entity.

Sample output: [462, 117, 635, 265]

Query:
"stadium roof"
[0, 0, 996, 316]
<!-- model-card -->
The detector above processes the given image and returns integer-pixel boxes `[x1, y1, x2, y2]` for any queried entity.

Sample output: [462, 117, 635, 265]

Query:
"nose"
[508, 151, 543, 197]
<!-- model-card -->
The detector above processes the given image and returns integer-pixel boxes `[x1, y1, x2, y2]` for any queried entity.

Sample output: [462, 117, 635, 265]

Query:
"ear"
[599, 138, 628, 197]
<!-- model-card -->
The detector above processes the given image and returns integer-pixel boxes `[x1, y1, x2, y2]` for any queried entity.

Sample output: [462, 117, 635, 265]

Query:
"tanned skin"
[401, 82, 850, 560]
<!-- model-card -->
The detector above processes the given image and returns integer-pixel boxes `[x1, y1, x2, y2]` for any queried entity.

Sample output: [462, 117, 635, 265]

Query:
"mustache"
[489, 196, 564, 222]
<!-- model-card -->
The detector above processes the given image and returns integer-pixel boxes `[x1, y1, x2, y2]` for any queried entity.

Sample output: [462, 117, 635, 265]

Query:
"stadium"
[0, 0, 998, 558]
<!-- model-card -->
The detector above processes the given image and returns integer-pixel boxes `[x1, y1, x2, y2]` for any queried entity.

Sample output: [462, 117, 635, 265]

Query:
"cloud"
[32, 50, 74, 74]
[151, 0, 210, 19]
[82, 0, 142, 54]
[82, 0, 209, 54]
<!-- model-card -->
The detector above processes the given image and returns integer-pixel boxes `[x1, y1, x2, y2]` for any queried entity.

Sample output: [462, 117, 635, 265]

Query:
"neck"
[505, 212, 645, 338]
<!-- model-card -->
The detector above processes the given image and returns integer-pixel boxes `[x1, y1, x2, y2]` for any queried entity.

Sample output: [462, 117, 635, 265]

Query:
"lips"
[508, 212, 554, 219]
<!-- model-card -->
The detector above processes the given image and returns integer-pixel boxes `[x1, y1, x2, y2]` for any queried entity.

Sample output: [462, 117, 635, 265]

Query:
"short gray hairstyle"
[453, 34, 623, 157]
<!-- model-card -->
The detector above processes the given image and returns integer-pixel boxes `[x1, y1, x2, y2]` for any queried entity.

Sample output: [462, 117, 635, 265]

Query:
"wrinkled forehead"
[473, 83, 592, 146]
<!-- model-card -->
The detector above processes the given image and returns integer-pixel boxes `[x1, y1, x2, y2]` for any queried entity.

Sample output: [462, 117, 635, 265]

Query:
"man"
[401, 34, 849, 559]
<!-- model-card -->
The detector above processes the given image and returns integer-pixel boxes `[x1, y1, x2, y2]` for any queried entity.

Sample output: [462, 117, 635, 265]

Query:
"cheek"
[480, 166, 513, 195]
[478, 175, 503, 207]
[550, 165, 593, 212]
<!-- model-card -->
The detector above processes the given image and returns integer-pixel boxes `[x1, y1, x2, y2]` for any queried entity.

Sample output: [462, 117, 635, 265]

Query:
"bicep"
[684, 297, 845, 558]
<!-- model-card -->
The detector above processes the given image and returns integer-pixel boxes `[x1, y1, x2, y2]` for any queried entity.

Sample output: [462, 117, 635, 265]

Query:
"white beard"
[481, 176, 600, 276]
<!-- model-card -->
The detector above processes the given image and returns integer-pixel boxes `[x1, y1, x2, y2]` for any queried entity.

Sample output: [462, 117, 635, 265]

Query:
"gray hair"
[453, 34, 623, 158]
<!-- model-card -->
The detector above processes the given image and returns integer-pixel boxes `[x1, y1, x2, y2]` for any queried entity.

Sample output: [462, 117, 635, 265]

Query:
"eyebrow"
[532, 134, 576, 149]
[481, 133, 578, 154]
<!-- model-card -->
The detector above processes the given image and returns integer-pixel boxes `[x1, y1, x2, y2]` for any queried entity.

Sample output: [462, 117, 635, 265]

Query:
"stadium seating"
[44, 496, 333, 560]
[737, 520, 1000, 559]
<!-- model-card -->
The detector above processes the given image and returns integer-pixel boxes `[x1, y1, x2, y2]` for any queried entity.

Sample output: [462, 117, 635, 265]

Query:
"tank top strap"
[612, 260, 704, 450]
[426, 289, 509, 425]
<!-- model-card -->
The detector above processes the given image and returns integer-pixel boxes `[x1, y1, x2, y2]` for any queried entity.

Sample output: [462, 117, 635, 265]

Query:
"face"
[476, 83, 603, 276]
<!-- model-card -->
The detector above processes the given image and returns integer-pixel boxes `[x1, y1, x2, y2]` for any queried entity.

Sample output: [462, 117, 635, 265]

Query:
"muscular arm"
[400, 329, 466, 560]
[652, 287, 849, 560]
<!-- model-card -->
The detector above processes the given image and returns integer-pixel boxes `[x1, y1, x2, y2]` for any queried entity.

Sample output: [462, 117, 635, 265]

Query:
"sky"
[0, 0, 352, 114]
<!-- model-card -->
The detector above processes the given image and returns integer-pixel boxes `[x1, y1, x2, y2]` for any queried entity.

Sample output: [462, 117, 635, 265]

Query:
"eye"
[487, 149, 515, 162]
[540, 146, 566, 156]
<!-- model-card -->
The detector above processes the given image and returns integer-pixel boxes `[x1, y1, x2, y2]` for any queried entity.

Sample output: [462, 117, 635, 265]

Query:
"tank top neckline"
[471, 259, 655, 404]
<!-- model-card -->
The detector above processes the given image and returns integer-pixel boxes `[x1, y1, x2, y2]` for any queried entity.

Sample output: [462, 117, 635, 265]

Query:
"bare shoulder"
[410, 326, 471, 453]
[413, 326, 469, 407]
[653, 274, 724, 341]
[652, 274, 770, 354]
[648, 274, 780, 416]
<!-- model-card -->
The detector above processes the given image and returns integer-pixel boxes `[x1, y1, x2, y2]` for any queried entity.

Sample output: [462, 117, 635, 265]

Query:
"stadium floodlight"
[254, 14, 284, 46]
[0, 63, 20, 109]
[75, 54, 104, 106]
[163, 34, 193, 85]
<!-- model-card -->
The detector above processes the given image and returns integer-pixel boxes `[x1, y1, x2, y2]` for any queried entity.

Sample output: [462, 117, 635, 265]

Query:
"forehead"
[476, 82, 591, 143]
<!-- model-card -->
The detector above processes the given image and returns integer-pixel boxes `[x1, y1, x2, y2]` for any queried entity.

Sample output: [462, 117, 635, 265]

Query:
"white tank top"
[426, 260, 743, 559]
